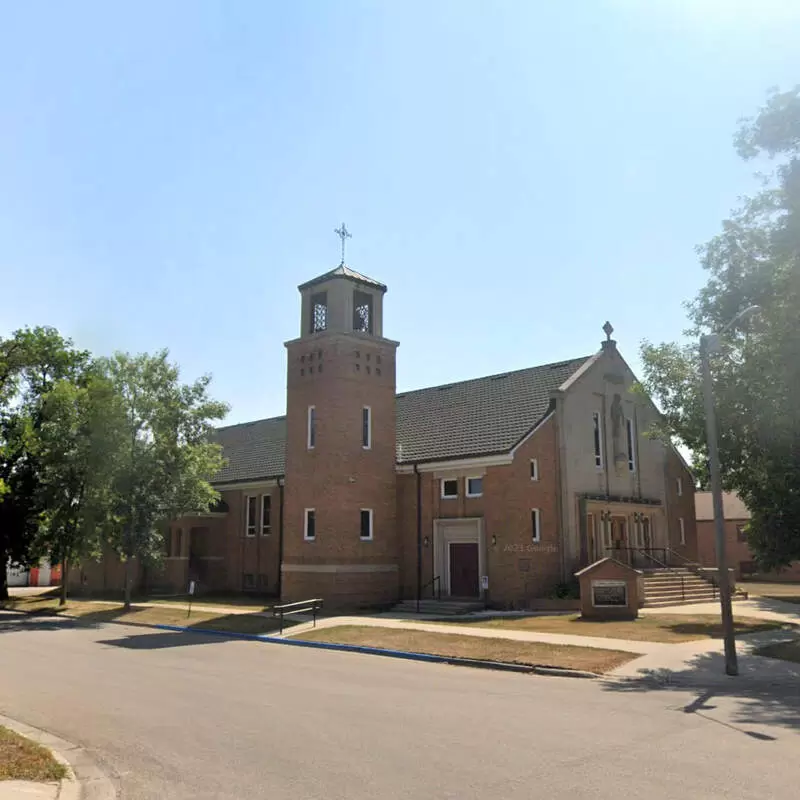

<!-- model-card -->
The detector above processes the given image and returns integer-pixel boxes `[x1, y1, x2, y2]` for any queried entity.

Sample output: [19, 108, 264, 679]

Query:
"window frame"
[304, 508, 316, 541]
[530, 458, 539, 481]
[441, 478, 459, 499]
[362, 406, 372, 450]
[679, 517, 686, 545]
[359, 508, 374, 541]
[592, 411, 604, 468]
[245, 495, 257, 537]
[307, 405, 316, 450]
[465, 476, 483, 498]
[626, 417, 636, 472]
[531, 508, 541, 543]
[676, 477, 683, 497]
[261, 494, 271, 536]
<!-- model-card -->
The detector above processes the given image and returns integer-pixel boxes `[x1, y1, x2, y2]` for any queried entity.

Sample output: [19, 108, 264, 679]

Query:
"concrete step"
[393, 599, 484, 616]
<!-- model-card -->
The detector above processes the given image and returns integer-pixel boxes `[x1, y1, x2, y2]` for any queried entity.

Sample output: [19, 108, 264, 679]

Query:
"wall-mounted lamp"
[423, 536, 429, 547]
[491, 535, 497, 547]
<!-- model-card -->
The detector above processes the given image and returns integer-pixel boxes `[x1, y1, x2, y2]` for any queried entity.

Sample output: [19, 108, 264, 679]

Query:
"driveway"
[1, 611, 799, 799]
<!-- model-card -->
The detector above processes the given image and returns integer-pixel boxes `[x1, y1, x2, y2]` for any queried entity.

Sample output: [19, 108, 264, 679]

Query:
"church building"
[72, 254, 697, 609]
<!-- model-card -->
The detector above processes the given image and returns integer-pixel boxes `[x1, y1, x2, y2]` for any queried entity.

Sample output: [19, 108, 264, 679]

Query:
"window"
[679, 517, 686, 545]
[531, 509, 541, 543]
[626, 418, 636, 472]
[465, 477, 483, 498]
[261, 495, 271, 536]
[362, 406, 372, 449]
[353, 290, 373, 333]
[360, 509, 373, 541]
[310, 292, 327, 333]
[307, 406, 316, 449]
[676, 477, 683, 496]
[304, 509, 316, 541]
[441, 479, 458, 499]
[243, 573, 255, 590]
[530, 458, 539, 481]
[592, 411, 603, 468]
[245, 496, 257, 537]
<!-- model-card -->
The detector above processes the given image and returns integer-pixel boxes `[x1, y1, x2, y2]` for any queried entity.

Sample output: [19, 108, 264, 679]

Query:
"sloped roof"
[212, 416, 287, 483]
[297, 264, 387, 292]
[395, 357, 589, 462]
[210, 355, 590, 484]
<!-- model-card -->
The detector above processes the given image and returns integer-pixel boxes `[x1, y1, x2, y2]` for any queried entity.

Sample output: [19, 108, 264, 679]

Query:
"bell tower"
[282, 231, 400, 607]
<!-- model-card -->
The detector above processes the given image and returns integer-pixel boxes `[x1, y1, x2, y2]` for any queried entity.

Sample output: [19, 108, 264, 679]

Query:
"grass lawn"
[755, 638, 800, 664]
[291, 625, 636, 674]
[743, 582, 800, 605]
[436, 614, 790, 644]
[1, 594, 290, 635]
[0, 726, 66, 782]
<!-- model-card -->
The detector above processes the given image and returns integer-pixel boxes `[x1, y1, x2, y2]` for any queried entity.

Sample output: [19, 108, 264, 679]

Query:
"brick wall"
[396, 416, 562, 608]
[665, 450, 698, 562]
[282, 331, 400, 604]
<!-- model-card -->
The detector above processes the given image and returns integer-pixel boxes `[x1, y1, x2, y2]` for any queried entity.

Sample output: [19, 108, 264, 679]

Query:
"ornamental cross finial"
[603, 321, 614, 341]
[334, 222, 352, 265]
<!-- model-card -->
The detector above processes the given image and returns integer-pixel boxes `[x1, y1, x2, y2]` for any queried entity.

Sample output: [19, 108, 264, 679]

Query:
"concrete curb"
[0, 713, 117, 800]
[151, 623, 600, 679]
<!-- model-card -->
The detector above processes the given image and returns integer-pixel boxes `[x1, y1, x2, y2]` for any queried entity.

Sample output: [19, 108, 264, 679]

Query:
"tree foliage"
[641, 87, 800, 571]
[102, 351, 228, 607]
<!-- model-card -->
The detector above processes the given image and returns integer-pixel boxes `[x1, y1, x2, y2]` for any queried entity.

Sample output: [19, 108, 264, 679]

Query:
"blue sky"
[2, 1, 798, 424]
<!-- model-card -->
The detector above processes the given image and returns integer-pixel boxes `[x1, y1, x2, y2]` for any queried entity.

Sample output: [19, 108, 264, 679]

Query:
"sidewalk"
[641, 597, 800, 625]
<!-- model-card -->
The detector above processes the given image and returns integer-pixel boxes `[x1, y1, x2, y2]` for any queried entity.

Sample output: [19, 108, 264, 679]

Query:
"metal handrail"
[273, 598, 324, 635]
[420, 575, 441, 601]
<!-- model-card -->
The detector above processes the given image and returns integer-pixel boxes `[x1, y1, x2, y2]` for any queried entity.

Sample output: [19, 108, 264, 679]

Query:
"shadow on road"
[97, 631, 232, 649]
[602, 649, 800, 733]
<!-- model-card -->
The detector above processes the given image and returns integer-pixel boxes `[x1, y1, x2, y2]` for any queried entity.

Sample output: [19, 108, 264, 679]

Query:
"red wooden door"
[449, 543, 479, 597]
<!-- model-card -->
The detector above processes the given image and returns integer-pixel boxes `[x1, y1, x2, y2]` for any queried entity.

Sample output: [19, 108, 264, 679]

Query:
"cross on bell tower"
[334, 222, 352, 266]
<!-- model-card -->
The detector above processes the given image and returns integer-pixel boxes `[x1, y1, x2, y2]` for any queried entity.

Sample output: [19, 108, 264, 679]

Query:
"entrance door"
[449, 542, 479, 597]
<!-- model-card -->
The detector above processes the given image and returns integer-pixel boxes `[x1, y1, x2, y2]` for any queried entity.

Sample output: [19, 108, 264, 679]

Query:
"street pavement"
[1, 611, 799, 800]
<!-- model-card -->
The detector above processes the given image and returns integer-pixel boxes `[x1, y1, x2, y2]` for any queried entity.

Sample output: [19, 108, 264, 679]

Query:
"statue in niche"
[610, 393, 627, 466]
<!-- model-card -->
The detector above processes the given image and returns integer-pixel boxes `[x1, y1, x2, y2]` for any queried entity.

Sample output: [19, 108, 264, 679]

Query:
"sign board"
[480, 575, 489, 590]
[188, 580, 196, 596]
[591, 579, 627, 607]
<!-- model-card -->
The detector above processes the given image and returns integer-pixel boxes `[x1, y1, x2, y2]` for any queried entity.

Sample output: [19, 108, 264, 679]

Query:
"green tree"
[34, 369, 126, 605]
[102, 351, 228, 608]
[0, 327, 87, 600]
[641, 87, 800, 571]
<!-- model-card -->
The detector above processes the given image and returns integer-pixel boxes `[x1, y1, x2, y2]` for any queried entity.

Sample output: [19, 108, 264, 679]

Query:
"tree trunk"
[59, 558, 68, 606]
[123, 558, 131, 610]
[0, 541, 8, 602]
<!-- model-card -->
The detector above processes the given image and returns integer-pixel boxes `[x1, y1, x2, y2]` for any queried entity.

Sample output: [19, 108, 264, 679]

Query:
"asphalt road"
[1, 612, 799, 800]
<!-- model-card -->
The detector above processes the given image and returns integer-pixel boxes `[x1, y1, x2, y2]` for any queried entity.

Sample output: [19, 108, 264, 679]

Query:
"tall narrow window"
[353, 290, 373, 333]
[531, 509, 541, 543]
[676, 477, 683, 497]
[626, 418, 636, 472]
[362, 406, 372, 449]
[360, 509, 373, 541]
[310, 292, 327, 333]
[307, 406, 316, 449]
[304, 509, 316, 541]
[592, 411, 603, 468]
[530, 458, 539, 481]
[679, 517, 686, 545]
[245, 496, 257, 537]
[261, 495, 271, 536]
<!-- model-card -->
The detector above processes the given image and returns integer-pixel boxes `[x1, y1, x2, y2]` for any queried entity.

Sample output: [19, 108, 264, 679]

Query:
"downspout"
[414, 464, 422, 613]
[277, 477, 285, 599]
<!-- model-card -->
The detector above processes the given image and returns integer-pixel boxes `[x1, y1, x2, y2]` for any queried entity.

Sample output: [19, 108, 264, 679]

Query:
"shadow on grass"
[0, 606, 290, 649]
[602, 649, 800, 733]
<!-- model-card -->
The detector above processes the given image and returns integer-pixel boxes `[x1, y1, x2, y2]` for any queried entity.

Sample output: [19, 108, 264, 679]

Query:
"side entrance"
[433, 518, 484, 598]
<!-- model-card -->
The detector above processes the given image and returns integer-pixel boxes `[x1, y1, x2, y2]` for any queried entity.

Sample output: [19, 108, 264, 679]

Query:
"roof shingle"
[210, 355, 591, 484]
